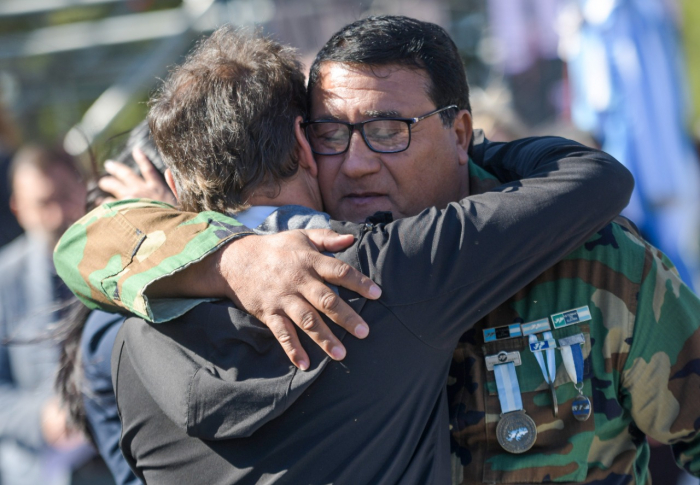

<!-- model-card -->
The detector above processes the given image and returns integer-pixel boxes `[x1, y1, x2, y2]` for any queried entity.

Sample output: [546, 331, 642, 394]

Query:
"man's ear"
[164, 168, 179, 201]
[294, 116, 318, 177]
[453, 109, 473, 166]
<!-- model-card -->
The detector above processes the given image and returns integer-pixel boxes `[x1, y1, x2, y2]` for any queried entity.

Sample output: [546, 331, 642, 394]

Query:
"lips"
[344, 193, 387, 205]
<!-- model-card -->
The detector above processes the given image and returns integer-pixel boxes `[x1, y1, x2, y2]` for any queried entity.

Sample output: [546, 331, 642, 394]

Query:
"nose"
[340, 130, 382, 179]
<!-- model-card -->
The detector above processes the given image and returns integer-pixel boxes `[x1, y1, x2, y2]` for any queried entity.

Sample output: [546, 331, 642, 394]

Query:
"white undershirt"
[232, 206, 278, 229]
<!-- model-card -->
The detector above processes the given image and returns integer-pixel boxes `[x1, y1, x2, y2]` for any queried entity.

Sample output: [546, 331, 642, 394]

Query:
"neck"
[461, 160, 470, 198]
[248, 169, 323, 212]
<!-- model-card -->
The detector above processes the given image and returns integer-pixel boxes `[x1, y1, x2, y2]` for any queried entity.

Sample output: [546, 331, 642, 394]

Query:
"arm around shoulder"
[53, 198, 253, 320]
[356, 139, 633, 348]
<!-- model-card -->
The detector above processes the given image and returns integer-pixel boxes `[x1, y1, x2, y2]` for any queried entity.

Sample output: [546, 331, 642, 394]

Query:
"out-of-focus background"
[0, 0, 698, 484]
[2, 0, 700, 290]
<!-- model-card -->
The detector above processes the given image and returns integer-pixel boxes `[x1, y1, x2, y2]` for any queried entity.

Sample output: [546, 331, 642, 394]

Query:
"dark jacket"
[113, 136, 633, 484]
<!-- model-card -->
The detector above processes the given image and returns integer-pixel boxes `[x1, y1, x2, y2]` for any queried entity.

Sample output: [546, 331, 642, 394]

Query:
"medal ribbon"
[494, 362, 523, 413]
[560, 341, 584, 385]
[529, 331, 556, 387]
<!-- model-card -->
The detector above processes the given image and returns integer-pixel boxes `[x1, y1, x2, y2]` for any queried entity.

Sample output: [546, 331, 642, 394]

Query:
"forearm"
[472, 134, 631, 186]
[53, 199, 253, 321]
[360, 152, 633, 347]
[145, 244, 230, 300]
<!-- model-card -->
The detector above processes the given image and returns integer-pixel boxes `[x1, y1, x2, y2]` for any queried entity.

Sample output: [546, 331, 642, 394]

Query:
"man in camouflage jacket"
[55, 159, 700, 484]
[55, 18, 700, 485]
[448, 169, 700, 484]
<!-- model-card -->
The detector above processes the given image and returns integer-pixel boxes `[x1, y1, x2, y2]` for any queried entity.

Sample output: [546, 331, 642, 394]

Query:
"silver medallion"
[496, 410, 537, 454]
[572, 394, 592, 422]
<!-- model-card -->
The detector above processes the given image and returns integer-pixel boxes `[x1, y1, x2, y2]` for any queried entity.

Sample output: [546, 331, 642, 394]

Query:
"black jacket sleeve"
[351, 134, 633, 349]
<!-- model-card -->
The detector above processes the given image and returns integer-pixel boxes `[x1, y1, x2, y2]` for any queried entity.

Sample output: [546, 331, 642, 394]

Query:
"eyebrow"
[310, 109, 403, 122]
[311, 115, 341, 122]
[363, 109, 402, 118]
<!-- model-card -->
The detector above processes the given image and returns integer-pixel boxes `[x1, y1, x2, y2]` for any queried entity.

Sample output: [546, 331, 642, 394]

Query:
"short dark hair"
[149, 26, 307, 213]
[308, 15, 470, 125]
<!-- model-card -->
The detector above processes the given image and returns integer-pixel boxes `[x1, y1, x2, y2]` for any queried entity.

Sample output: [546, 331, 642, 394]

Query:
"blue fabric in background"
[81, 310, 141, 485]
[567, 0, 700, 289]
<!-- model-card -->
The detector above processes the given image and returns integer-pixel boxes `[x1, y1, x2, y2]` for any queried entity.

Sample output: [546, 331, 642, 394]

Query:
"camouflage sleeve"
[620, 244, 700, 476]
[53, 199, 253, 322]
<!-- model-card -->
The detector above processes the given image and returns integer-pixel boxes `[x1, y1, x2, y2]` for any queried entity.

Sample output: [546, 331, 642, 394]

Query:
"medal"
[521, 318, 551, 336]
[485, 350, 522, 371]
[483, 323, 522, 343]
[485, 318, 551, 343]
[529, 332, 558, 417]
[572, 392, 592, 422]
[490, 356, 538, 453]
[496, 410, 537, 453]
[559, 333, 592, 421]
[551, 306, 591, 329]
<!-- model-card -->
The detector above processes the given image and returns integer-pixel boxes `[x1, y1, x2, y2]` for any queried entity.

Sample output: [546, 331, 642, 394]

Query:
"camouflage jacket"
[447, 170, 700, 484]
[53, 163, 700, 484]
[53, 199, 254, 321]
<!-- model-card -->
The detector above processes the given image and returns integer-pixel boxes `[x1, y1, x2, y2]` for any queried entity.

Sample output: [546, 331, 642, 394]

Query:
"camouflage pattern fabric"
[448, 164, 700, 483]
[53, 199, 253, 321]
[53, 163, 700, 483]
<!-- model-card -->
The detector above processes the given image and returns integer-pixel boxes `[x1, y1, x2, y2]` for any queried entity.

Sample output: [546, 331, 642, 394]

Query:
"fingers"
[300, 280, 370, 339]
[304, 228, 355, 252]
[97, 175, 129, 200]
[219, 230, 380, 370]
[104, 160, 142, 186]
[262, 314, 310, 371]
[303, 229, 381, 301]
[132, 147, 162, 184]
[284, 299, 347, 361]
[313, 251, 381, 301]
[100, 155, 176, 204]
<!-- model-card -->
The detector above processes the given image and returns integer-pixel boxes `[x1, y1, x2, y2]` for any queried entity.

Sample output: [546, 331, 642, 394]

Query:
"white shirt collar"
[232, 206, 278, 229]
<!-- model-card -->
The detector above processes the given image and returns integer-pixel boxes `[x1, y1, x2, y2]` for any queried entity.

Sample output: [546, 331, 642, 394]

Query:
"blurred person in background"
[57, 120, 172, 485]
[0, 146, 90, 485]
[0, 97, 23, 248]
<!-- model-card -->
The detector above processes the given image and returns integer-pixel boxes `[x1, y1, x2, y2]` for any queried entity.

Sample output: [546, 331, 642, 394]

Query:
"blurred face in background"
[11, 163, 86, 247]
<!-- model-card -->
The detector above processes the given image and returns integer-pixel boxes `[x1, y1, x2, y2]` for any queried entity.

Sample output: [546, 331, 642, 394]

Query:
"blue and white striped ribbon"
[529, 331, 556, 388]
[561, 340, 585, 385]
[494, 362, 523, 413]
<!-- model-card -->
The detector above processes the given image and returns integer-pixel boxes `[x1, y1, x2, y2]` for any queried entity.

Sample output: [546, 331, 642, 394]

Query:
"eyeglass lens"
[306, 119, 410, 155]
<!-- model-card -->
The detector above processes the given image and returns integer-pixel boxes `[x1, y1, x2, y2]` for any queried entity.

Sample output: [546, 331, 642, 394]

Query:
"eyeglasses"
[302, 105, 458, 155]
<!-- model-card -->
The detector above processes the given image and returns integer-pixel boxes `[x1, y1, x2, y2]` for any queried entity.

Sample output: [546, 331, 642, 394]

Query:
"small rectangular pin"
[551, 306, 592, 329]
[483, 324, 522, 343]
[485, 351, 522, 371]
[521, 318, 551, 336]
[558, 333, 586, 347]
[529, 338, 557, 352]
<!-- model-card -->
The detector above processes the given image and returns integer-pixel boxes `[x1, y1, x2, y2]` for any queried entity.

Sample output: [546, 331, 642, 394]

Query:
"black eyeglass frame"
[301, 104, 459, 155]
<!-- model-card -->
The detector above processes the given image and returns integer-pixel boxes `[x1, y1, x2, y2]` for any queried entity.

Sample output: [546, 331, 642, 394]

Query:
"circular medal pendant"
[496, 410, 537, 454]
[572, 395, 592, 422]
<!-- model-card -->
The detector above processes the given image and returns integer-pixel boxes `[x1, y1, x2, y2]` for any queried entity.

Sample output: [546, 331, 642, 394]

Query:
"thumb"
[303, 229, 355, 253]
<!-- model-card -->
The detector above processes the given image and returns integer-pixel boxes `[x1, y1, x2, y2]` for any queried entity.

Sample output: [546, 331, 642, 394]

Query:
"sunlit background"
[3, 0, 700, 293]
[0, 1, 699, 483]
